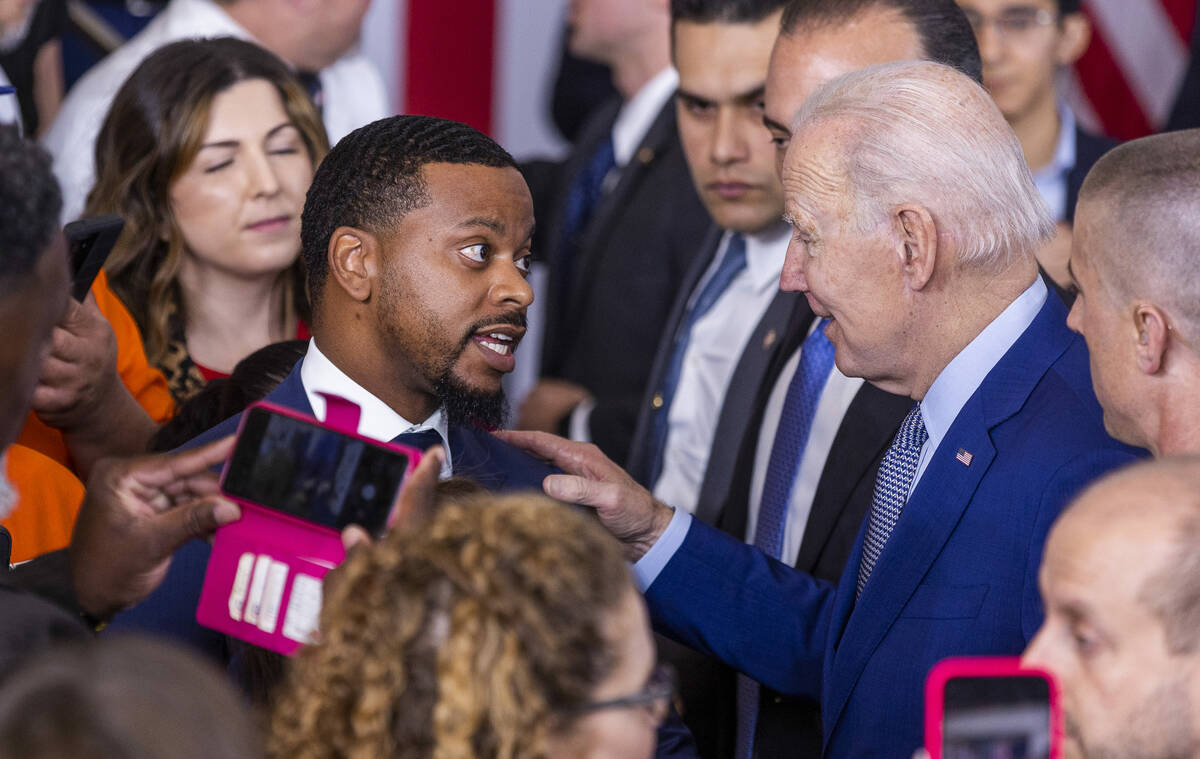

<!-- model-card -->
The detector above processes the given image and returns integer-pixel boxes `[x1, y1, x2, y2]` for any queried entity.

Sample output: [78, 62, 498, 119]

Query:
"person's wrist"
[628, 501, 674, 561]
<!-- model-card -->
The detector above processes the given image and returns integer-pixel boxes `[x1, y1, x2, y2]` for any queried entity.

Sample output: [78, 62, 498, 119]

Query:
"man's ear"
[1056, 12, 1091, 67]
[327, 226, 378, 303]
[895, 205, 938, 291]
[1133, 303, 1170, 375]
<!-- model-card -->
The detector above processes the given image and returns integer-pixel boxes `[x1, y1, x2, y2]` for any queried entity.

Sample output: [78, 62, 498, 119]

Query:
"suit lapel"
[566, 102, 678, 315]
[627, 226, 723, 481]
[268, 362, 315, 417]
[694, 289, 803, 525]
[446, 425, 509, 490]
[794, 385, 910, 572]
[821, 294, 1075, 736]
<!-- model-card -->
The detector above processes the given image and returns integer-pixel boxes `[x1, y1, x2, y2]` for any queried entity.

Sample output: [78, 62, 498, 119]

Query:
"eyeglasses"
[573, 664, 676, 724]
[961, 6, 1056, 40]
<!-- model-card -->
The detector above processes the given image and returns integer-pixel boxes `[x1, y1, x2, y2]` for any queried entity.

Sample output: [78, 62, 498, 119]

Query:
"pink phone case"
[195, 394, 421, 655]
[924, 656, 1063, 759]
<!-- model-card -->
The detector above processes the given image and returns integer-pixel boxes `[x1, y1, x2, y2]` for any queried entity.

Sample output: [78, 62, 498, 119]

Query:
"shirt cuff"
[632, 508, 693, 592]
[568, 397, 596, 443]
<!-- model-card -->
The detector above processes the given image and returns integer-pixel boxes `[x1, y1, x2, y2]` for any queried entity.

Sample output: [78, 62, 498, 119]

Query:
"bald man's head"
[1024, 458, 1200, 759]
[1075, 130, 1200, 341]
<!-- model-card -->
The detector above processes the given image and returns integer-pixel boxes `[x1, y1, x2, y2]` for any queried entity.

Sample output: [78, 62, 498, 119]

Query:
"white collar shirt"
[652, 223, 790, 513]
[300, 339, 453, 480]
[1030, 103, 1078, 223]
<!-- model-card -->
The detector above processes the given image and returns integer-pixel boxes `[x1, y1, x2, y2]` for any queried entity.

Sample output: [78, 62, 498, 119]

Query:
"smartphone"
[63, 214, 124, 302]
[222, 404, 416, 536]
[925, 657, 1062, 759]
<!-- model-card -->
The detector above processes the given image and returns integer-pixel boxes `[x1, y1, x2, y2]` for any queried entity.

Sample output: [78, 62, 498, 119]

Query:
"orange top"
[3, 445, 85, 563]
[16, 269, 175, 465]
[5, 270, 174, 560]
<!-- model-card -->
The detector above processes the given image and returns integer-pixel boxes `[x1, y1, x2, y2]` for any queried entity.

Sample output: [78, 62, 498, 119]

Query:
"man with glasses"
[956, 0, 1115, 302]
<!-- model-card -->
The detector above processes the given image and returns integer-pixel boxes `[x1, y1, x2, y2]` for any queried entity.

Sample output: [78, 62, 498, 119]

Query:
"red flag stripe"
[1074, 13, 1155, 139]
[404, 0, 497, 135]
[1157, 0, 1198, 45]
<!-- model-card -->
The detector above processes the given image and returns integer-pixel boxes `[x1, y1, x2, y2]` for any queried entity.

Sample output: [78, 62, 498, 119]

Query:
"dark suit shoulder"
[448, 425, 559, 492]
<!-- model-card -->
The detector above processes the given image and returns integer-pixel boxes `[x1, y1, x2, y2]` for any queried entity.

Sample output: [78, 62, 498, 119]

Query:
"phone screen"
[942, 674, 1051, 759]
[223, 407, 412, 535]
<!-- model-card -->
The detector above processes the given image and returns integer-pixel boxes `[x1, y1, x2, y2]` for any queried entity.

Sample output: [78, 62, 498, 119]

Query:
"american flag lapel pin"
[955, 448, 974, 466]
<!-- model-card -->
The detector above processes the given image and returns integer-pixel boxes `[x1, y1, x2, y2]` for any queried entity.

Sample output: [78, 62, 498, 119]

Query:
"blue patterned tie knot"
[392, 428, 444, 453]
[856, 402, 927, 598]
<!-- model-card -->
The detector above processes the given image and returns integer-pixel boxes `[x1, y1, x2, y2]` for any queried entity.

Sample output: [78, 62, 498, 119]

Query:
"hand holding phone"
[925, 657, 1062, 759]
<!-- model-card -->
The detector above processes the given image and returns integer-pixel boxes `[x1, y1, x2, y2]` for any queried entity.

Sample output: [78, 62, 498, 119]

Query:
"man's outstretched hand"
[69, 437, 241, 620]
[494, 430, 674, 562]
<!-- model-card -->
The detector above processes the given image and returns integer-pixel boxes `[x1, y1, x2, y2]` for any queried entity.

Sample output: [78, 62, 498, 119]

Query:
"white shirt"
[1030, 103, 1077, 223]
[299, 339, 453, 480]
[744, 322, 865, 565]
[42, 0, 389, 222]
[567, 66, 679, 442]
[635, 277, 1049, 591]
[0, 65, 18, 129]
[653, 224, 790, 513]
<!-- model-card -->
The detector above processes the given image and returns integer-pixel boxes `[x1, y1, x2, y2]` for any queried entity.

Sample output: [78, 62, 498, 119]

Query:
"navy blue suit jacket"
[107, 362, 559, 652]
[106, 362, 698, 759]
[643, 293, 1143, 758]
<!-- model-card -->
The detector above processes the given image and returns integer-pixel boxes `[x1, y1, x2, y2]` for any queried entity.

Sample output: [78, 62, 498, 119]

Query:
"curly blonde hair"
[267, 493, 633, 759]
[87, 37, 328, 373]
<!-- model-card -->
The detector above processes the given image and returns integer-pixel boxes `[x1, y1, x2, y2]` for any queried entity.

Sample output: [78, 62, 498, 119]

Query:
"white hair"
[790, 60, 1054, 271]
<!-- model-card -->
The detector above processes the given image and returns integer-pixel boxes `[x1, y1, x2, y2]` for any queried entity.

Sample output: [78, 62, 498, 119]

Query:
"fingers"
[494, 429, 582, 467]
[151, 495, 241, 558]
[388, 446, 443, 532]
[341, 525, 372, 551]
[543, 473, 625, 510]
[131, 436, 236, 490]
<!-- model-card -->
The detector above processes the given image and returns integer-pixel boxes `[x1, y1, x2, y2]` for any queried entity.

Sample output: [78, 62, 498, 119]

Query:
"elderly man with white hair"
[500, 60, 1141, 759]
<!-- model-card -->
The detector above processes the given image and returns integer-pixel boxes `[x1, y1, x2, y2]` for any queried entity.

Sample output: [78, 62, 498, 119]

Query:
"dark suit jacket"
[644, 292, 1144, 759]
[539, 95, 711, 465]
[0, 537, 89, 677]
[1065, 125, 1119, 224]
[102, 362, 698, 759]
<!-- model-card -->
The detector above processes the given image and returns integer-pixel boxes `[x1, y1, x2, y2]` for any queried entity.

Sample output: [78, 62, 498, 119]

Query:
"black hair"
[671, 0, 792, 24]
[0, 123, 61, 282]
[300, 115, 517, 301]
[780, 0, 983, 83]
[1057, 0, 1082, 15]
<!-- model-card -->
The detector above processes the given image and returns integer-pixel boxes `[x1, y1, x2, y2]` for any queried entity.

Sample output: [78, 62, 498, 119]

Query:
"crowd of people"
[1, 0, 1199, 758]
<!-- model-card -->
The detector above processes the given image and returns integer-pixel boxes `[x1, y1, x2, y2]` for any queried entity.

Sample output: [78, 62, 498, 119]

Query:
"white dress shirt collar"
[611, 67, 679, 167]
[743, 221, 792, 291]
[299, 339, 453, 478]
[1030, 102, 1078, 222]
[919, 277, 1049, 451]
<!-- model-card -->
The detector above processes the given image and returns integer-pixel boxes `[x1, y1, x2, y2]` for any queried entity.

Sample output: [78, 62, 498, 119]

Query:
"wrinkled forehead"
[781, 118, 856, 220]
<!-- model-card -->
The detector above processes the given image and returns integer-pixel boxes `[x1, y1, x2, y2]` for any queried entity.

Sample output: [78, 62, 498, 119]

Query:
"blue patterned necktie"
[735, 319, 835, 759]
[554, 137, 616, 302]
[646, 233, 749, 486]
[856, 403, 927, 598]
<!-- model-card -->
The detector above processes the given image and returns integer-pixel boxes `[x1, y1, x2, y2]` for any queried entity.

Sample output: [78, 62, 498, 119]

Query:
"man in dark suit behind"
[502, 60, 1142, 759]
[955, 0, 1117, 303]
[517, 0, 711, 465]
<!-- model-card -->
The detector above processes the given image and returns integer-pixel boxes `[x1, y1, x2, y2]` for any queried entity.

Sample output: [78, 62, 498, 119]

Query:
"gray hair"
[790, 60, 1053, 271]
[1078, 129, 1200, 341]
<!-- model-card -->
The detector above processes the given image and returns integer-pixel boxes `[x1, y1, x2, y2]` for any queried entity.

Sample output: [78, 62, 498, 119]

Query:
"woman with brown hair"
[87, 36, 329, 403]
[268, 493, 673, 759]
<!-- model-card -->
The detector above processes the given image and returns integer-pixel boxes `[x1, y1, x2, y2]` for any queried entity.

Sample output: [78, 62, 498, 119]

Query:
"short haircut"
[780, 0, 983, 83]
[670, 0, 791, 24]
[1057, 0, 1082, 15]
[791, 61, 1053, 270]
[1076, 129, 1200, 342]
[0, 123, 61, 282]
[301, 115, 517, 300]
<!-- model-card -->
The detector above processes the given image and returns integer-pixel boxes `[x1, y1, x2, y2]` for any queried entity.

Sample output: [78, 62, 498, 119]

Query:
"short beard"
[434, 370, 509, 430]
[1069, 674, 1197, 759]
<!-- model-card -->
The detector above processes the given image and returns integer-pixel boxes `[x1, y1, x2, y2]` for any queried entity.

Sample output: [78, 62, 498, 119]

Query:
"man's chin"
[435, 372, 509, 431]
